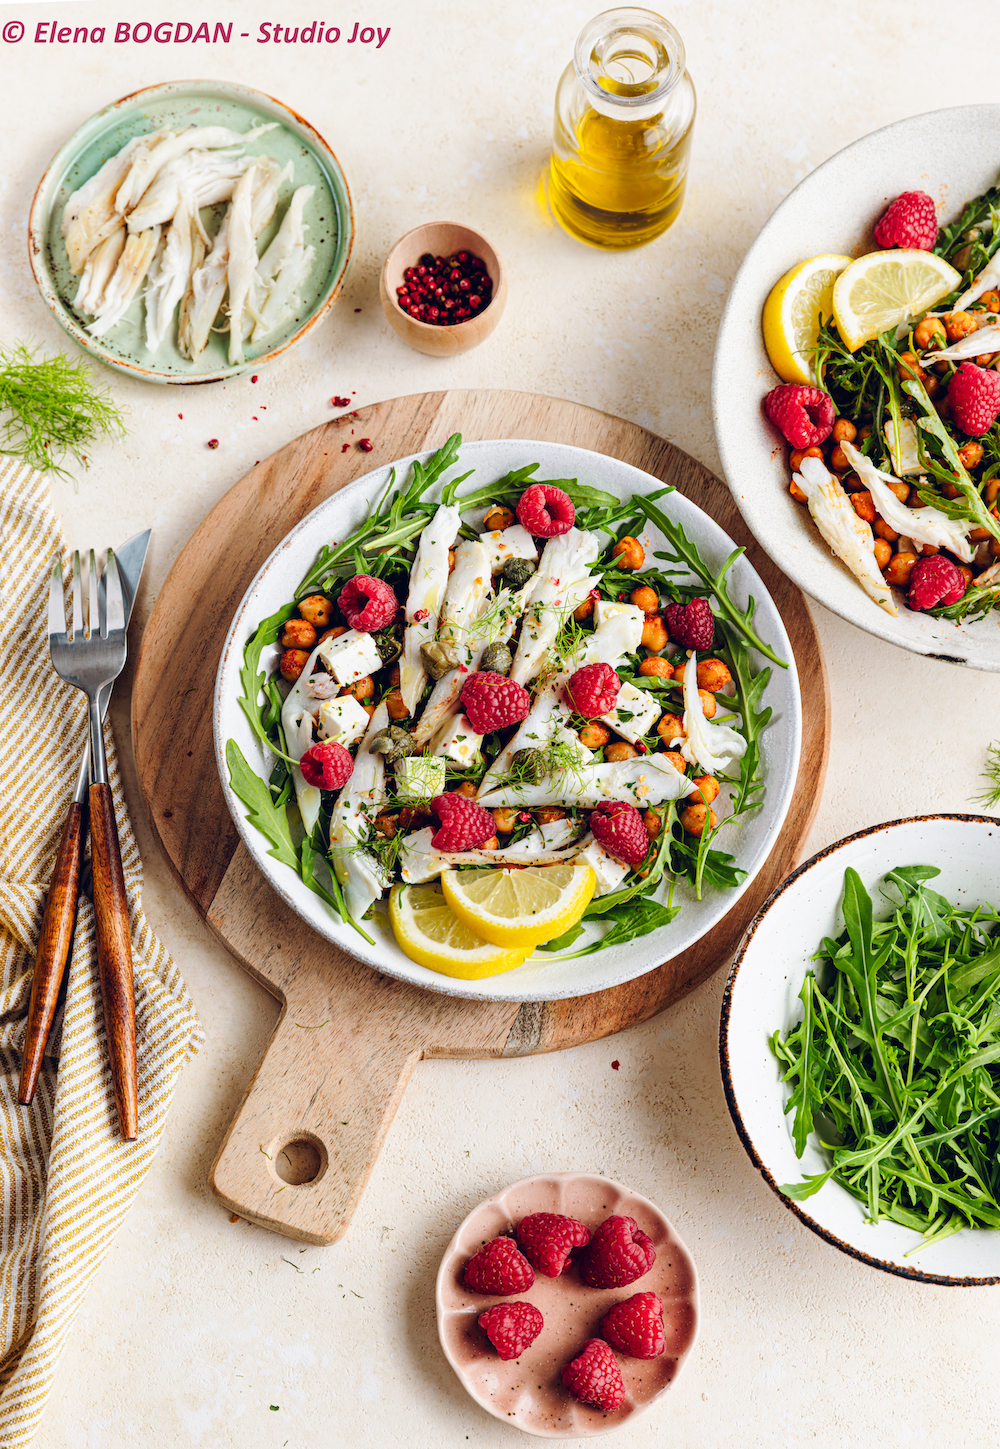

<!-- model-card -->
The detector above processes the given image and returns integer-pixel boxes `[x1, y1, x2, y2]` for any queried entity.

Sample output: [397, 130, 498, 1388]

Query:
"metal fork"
[45, 549, 137, 1140]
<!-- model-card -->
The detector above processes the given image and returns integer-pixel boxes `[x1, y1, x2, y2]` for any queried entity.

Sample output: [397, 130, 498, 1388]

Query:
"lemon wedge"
[762, 254, 854, 384]
[832, 249, 960, 352]
[441, 861, 596, 949]
[388, 881, 531, 979]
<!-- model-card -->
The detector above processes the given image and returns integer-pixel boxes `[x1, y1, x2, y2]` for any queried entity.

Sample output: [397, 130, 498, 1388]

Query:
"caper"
[420, 639, 460, 679]
[374, 631, 402, 665]
[480, 642, 513, 675]
[502, 557, 535, 589]
[510, 747, 545, 783]
[369, 724, 415, 762]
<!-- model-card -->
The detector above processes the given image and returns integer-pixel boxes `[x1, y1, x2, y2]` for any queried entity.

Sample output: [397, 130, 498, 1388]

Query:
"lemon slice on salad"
[389, 881, 531, 979]
[832, 249, 961, 351]
[762, 254, 854, 384]
[441, 861, 597, 949]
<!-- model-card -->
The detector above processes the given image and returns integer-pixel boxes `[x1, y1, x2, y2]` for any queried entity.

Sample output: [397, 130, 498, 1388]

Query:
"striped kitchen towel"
[0, 457, 203, 1447]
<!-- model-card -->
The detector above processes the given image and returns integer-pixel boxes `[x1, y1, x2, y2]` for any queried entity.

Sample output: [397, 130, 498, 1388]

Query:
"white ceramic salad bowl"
[721, 813, 1000, 1285]
[713, 103, 1000, 672]
[214, 438, 802, 1002]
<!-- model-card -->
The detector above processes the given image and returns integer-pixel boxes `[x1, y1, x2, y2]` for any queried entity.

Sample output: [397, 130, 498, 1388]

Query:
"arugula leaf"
[226, 739, 299, 871]
[301, 835, 375, 945]
[237, 604, 297, 748]
[903, 378, 1000, 543]
[545, 898, 680, 958]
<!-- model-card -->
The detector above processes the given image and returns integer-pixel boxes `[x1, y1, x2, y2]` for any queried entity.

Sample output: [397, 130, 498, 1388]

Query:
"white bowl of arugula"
[722, 814, 1000, 1284]
[214, 435, 801, 1002]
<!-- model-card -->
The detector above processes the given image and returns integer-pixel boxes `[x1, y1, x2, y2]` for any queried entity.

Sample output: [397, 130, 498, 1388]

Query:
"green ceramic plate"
[28, 79, 354, 384]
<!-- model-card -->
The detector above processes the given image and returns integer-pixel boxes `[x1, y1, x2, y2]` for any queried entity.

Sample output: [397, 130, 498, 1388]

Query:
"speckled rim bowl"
[713, 104, 1000, 672]
[213, 437, 802, 1003]
[28, 79, 354, 383]
[436, 1172, 699, 1437]
[721, 813, 1000, 1285]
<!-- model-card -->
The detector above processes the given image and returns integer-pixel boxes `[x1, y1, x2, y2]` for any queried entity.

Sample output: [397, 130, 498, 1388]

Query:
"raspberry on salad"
[560, 1339, 625, 1412]
[298, 740, 354, 791]
[907, 555, 967, 611]
[590, 803, 650, 868]
[663, 597, 714, 650]
[515, 1212, 591, 1277]
[579, 1214, 656, 1289]
[464, 1236, 535, 1295]
[478, 1301, 544, 1360]
[763, 384, 835, 448]
[564, 663, 621, 718]
[945, 362, 1000, 437]
[516, 483, 576, 538]
[873, 190, 938, 251]
[338, 574, 398, 632]
[600, 1292, 666, 1359]
[430, 792, 497, 852]
[460, 671, 531, 733]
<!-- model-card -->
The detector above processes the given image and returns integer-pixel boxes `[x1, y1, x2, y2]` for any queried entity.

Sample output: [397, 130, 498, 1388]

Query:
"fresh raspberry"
[600, 1292, 666, 1359]
[762, 384, 835, 448]
[464, 1236, 535, 1295]
[430, 792, 497, 851]
[516, 484, 576, 538]
[945, 362, 1000, 436]
[663, 597, 714, 650]
[590, 803, 651, 868]
[338, 574, 398, 631]
[907, 555, 967, 611]
[564, 663, 621, 718]
[478, 1301, 544, 1360]
[515, 1213, 591, 1277]
[459, 671, 531, 733]
[873, 190, 938, 251]
[298, 740, 354, 791]
[579, 1215, 656, 1289]
[560, 1340, 625, 1412]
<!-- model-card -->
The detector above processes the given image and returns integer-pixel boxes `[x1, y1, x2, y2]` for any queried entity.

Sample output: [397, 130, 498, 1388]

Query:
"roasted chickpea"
[341, 675, 375, 702]
[840, 472, 864, 494]
[831, 418, 857, 443]
[914, 316, 947, 351]
[656, 714, 684, 745]
[917, 542, 939, 556]
[986, 479, 1000, 505]
[483, 505, 515, 531]
[970, 525, 994, 542]
[672, 658, 688, 685]
[630, 585, 659, 614]
[977, 352, 998, 368]
[680, 803, 718, 837]
[298, 595, 334, 627]
[874, 518, 900, 542]
[641, 615, 668, 652]
[829, 445, 851, 473]
[455, 781, 477, 799]
[482, 836, 500, 851]
[991, 536, 1000, 558]
[897, 351, 930, 387]
[789, 479, 809, 505]
[885, 551, 918, 587]
[942, 477, 963, 498]
[492, 807, 517, 834]
[697, 688, 717, 719]
[281, 618, 317, 650]
[697, 658, 732, 692]
[662, 751, 687, 773]
[643, 807, 663, 839]
[579, 722, 610, 749]
[639, 656, 672, 679]
[956, 563, 974, 589]
[934, 395, 951, 421]
[789, 445, 824, 472]
[945, 312, 979, 343]
[851, 490, 876, 525]
[885, 479, 910, 503]
[612, 536, 645, 570]
[858, 424, 873, 443]
[385, 687, 409, 720]
[605, 742, 637, 763]
[686, 775, 720, 806]
[959, 441, 985, 469]
[447, 548, 456, 573]
[318, 625, 347, 644]
[279, 649, 310, 682]
[537, 806, 567, 824]
[360, 702, 377, 720]
[375, 812, 399, 838]
[981, 290, 1000, 313]
[923, 373, 941, 399]
[399, 806, 432, 832]
[573, 595, 595, 622]
[873, 538, 893, 570]
[389, 664, 401, 686]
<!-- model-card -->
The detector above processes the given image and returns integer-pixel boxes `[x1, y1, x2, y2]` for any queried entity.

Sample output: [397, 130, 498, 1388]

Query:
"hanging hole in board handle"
[269, 1134, 328, 1187]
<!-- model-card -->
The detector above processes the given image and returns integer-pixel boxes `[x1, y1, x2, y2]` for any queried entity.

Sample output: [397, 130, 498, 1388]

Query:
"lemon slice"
[762, 254, 854, 384]
[441, 861, 597, 949]
[388, 882, 530, 979]
[832, 249, 961, 351]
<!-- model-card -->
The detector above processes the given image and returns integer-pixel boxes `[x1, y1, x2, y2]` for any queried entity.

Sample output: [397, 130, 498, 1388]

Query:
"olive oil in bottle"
[549, 7, 696, 250]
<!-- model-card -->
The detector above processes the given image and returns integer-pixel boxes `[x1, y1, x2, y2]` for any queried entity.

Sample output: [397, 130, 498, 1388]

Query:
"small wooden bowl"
[379, 222, 507, 356]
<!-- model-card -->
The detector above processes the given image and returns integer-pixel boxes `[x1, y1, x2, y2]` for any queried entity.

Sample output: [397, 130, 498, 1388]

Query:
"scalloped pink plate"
[436, 1173, 698, 1437]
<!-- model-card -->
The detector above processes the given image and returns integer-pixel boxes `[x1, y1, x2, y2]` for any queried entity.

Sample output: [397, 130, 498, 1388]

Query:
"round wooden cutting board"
[132, 389, 830, 1245]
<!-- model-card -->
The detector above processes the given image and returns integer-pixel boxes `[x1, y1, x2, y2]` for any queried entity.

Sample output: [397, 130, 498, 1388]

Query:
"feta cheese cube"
[317, 694, 371, 747]
[395, 754, 446, 802]
[883, 417, 923, 476]
[479, 524, 538, 573]
[317, 629, 383, 686]
[601, 681, 661, 744]
[578, 838, 629, 896]
[593, 599, 644, 631]
[431, 713, 483, 769]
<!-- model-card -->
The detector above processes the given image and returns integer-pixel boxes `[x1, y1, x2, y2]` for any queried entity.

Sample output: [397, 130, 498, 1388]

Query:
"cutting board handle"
[210, 992, 422, 1245]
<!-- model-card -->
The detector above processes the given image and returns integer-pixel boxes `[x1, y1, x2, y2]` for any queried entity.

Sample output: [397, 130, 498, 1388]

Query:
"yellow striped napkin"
[0, 457, 203, 1447]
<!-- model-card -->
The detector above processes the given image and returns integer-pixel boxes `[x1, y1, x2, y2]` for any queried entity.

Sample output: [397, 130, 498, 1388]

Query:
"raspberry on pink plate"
[946, 362, 1000, 437]
[464, 1236, 535, 1296]
[663, 597, 714, 650]
[298, 740, 354, 791]
[763, 384, 835, 448]
[516, 1212, 590, 1277]
[600, 1291, 666, 1359]
[873, 190, 938, 251]
[907, 555, 966, 611]
[560, 1339, 625, 1412]
[579, 1214, 656, 1289]
[338, 574, 398, 632]
[460, 671, 531, 733]
[430, 792, 496, 851]
[478, 1301, 544, 1360]
[516, 484, 576, 538]
[590, 803, 651, 868]
[564, 663, 620, 719]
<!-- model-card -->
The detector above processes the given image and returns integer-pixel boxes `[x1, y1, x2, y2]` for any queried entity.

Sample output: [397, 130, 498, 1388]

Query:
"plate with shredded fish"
[28, 79, 354, 384]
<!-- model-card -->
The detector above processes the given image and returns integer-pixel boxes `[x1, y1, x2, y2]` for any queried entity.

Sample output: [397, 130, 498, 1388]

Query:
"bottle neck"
[574, 7, 685, 121]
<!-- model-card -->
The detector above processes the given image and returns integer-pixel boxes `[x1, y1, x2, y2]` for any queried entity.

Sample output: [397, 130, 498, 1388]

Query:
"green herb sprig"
[0, 344, 127, 478]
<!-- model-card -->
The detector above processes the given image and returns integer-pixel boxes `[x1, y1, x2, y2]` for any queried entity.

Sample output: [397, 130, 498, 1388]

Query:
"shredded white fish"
[399, 503, 461, 714]
[400, 820, 585, 883]
[841, 442, 975, 563]
[680, 651, 748, 775]
[478, 753, 691, 810]
[62, 133, 166, 274]
[280, 639, 327, 834]
[250, 184, 316, 340]
[409, 538, 492, 742]
[73, 225, 126, 316]
[916, 323, 1000, 365]
[126, 149, 254, 232]
[795, 455, 897, 616]
[144, 187, 198, 352]
[87, 226, 161, 337]
[950, 258, 1000, 313]
[114, 123, 277, 216]
[509, 528, 600, 685]
[330, 704, 391, 920]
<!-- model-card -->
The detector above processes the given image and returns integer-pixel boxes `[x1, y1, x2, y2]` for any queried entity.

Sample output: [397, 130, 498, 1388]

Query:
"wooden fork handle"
[89, 782, 138, 1140]
[19, 801, 86, 1105]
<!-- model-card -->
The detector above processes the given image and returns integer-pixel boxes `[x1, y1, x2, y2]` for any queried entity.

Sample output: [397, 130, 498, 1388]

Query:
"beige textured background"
[1, 0, 999, 1444]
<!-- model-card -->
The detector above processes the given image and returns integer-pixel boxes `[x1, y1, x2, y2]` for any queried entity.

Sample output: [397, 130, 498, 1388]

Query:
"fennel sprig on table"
[0, 344, 126, 477]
